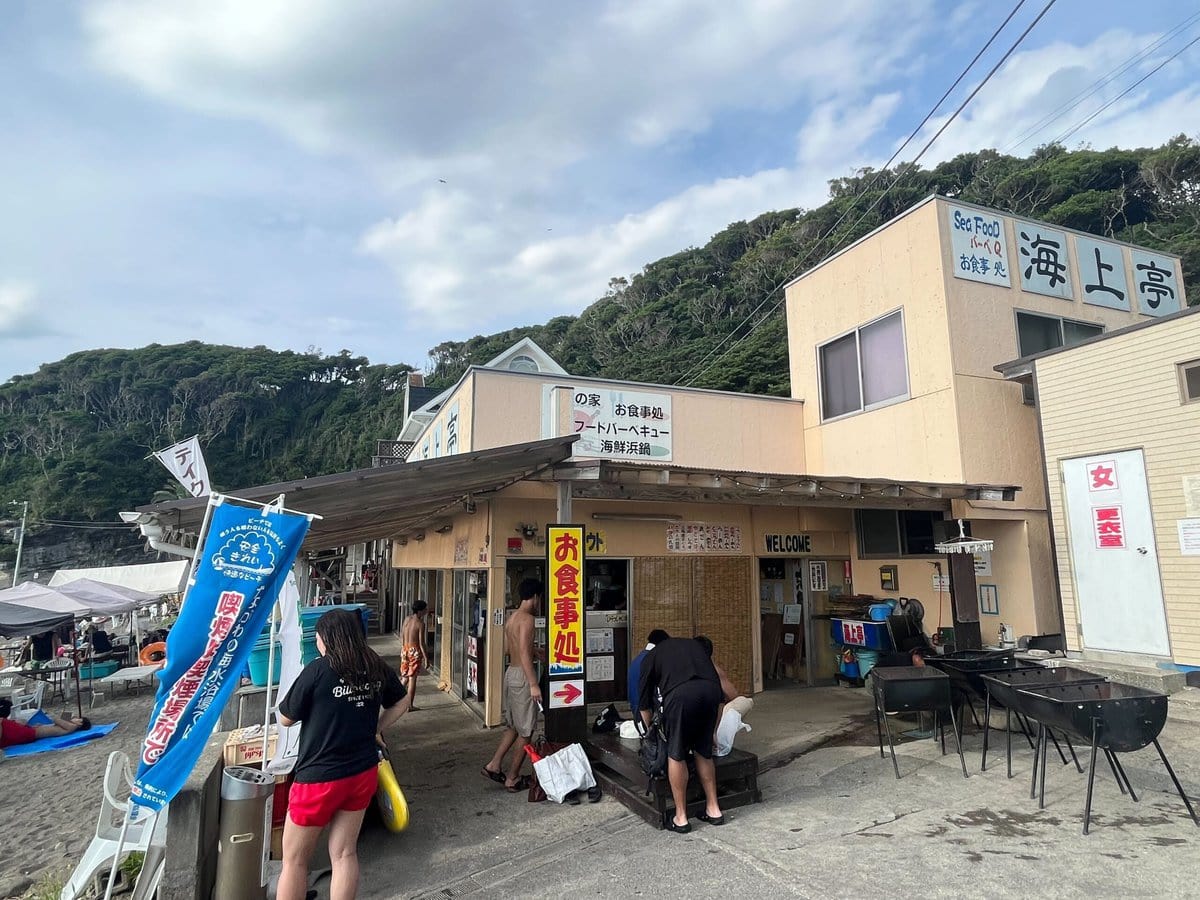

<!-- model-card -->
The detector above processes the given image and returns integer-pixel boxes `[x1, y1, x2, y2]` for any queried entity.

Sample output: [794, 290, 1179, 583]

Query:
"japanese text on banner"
[547, 525, 585, 677]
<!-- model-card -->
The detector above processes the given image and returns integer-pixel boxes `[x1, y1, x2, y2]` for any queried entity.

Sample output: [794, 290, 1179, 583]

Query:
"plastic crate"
[831, 618, 893, 651]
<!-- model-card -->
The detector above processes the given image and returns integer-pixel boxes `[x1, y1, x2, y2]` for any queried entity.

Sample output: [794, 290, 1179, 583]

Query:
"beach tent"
[0, 581, 155, 617]
[50, 561, 188, 596]
[0, 600, 73, 638]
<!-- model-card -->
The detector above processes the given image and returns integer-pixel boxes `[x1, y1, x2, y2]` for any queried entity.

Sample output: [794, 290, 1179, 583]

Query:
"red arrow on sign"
[553, 682, 583, 705]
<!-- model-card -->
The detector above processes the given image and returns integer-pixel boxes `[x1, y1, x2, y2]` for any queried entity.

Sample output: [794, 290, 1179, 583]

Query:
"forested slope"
[2, 139, 1198, 535]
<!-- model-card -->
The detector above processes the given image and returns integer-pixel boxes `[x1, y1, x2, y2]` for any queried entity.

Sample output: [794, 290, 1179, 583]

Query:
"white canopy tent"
[49, 561, 188, 596]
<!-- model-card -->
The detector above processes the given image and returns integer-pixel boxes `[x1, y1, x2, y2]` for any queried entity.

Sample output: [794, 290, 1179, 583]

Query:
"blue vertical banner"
[132, 500, 310, 811]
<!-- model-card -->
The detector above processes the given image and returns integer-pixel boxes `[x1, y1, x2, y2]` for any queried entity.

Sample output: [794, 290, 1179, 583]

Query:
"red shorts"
[288, 767, 378, 828]
[0, 717, 37, 748]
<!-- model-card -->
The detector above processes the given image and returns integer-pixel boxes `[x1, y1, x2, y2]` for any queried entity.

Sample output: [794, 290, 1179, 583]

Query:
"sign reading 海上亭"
[547, 525, 585, 678]
[948, 205, 1012, 287]
[764, 534, 811, 554]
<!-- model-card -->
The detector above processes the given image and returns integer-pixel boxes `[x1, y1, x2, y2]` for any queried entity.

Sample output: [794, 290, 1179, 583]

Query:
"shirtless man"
[399, 600, 430, 710]
[481, 577, 543, 792]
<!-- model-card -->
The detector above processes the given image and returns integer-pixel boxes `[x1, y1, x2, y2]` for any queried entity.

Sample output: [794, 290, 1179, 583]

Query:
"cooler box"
[831, 618, 893, 651]
[81, 660, 121, 679]
[247, 631, 320, 686]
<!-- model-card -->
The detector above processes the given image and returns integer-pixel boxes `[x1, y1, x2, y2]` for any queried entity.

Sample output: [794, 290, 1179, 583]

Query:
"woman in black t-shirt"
[277, 608, 408, 900]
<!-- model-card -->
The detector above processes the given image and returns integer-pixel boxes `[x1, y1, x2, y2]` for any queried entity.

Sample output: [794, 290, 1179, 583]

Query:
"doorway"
[1062, 449, 1171, 657]
[451, 569, 488, 704]
[760, 558, 808, 685]
[584, 559, 630, 706]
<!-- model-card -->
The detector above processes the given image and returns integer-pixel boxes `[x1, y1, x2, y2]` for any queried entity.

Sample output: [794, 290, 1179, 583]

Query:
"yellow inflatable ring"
[139, 642, 167, 666]
[375, 756, 409, 832]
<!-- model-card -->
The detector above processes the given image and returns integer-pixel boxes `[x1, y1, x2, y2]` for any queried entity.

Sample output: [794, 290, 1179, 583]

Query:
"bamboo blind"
[694, 556, 753, 695]
[633, 556, 754, 696]
[632, 557, 695, 643]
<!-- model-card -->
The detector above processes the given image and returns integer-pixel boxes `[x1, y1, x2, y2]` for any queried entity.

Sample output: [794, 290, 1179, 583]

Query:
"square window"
[818, 311, 908, 420]
[1181, 360, 1200, 404]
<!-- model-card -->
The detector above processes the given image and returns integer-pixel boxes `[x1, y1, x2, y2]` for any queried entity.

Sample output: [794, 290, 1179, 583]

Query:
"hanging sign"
[132, 500, 310, 811]
[153, 435, 212, 497]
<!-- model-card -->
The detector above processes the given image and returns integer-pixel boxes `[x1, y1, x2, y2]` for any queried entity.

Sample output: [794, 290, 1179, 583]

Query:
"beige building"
[785, 195, 1184, 644]
[390, 194, 1188, 725]
[998, 307, 1200, 671]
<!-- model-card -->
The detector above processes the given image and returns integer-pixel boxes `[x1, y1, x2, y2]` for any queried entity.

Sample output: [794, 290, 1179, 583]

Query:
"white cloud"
[914, 29, 1200, 161]
[0, 281, 53, 339]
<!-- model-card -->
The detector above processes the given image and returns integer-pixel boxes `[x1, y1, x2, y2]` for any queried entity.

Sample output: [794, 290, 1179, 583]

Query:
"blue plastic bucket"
[856, 650, 880, 678]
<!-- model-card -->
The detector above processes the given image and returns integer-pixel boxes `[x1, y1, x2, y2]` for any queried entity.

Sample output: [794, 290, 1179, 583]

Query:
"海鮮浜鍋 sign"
[569, 387, 672, 461]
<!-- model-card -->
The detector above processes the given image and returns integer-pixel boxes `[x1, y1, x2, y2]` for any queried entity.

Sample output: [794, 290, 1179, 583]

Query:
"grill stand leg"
[880, 703, 901, 780]
[1111, 752, 1137, 802]
[948, 705, 968, 779]
[1048, 728, 1069, 766]
[1103, 750, 1128, 797]
[1006, 707, 1014, 779]
[938, 711, 946, 756]
[874, 695, 885, 759]
[1152, 738, 1199, 827]
[1064, 735, 1082, 773]
[1030, 724, 1043, 801]
[1083, 723, 1099, 835]
[1016, 712, 1037, 750]
[981, 692, 992, 772]
[1039, 724, 1049, 810]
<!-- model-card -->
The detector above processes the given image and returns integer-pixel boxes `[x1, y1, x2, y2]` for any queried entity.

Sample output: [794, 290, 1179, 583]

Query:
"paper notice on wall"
[1178, 518, 1200, 556]
[782, 604, 802, 625]
[586, 628, 614, 654]
[1184, 475, 1200, 518]
[586, 655, 615, 681]
[783, 633, 795, 645]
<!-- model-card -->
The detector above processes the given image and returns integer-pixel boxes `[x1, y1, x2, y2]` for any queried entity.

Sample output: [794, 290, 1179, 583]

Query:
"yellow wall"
[1037, 312, 1200, 665]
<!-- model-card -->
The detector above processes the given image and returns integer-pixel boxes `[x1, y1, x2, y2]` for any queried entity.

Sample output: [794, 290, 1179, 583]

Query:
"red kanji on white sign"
[841, 621, 866, 646]
[1093, 506, 1125, 549]
[1087, 460, 1118, 491]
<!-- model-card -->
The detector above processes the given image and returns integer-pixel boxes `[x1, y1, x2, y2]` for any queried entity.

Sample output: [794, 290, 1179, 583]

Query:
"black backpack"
[592, 703, 622, 734]
[637, 693, 668, 788]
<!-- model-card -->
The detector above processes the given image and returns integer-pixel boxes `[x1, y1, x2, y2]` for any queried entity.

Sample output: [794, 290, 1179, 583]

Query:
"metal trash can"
[213, 765, 276, 900]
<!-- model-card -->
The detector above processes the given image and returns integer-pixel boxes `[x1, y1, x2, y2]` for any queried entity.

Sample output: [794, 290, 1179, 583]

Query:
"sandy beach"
[1, 685, 158, 900]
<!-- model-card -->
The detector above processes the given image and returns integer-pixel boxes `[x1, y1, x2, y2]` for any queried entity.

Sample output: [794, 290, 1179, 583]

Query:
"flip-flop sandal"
[505, 775, 532, 793]
[480, 767, 505, 785]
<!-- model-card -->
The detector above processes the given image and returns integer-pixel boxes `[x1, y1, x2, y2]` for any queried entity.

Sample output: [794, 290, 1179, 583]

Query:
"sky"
[2, 0, 1198, 382]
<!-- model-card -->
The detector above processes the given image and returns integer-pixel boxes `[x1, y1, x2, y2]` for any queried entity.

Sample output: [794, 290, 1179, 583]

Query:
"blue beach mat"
[4, 711, 119, 758]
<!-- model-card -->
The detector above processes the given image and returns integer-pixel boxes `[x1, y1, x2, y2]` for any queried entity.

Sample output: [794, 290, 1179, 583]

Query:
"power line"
[674, 0, 1035, 387]
[682, 0, 1060, 387]
[1002, 11, 1200, 155]
[1050, 31, 1200, 146]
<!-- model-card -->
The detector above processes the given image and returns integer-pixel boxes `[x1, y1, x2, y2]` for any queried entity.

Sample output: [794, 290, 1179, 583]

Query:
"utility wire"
[681, 0, 1059, 388]
[1050, 32, 1200, 146]
[674, 0, 1034, 387]
[1002, 11, 1200, 155]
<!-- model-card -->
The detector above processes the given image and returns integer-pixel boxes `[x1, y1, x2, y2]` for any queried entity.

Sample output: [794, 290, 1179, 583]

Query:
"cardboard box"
[270, 825, 285, 860]
[223, 725, 278, 766]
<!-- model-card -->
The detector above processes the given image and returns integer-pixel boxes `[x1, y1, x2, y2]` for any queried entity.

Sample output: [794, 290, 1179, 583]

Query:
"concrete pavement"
[347, 668, 1200, 900]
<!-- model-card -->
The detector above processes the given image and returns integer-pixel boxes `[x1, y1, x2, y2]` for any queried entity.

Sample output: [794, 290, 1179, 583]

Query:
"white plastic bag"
[714, 696, 753, 757]
[532, 743, 597, 803]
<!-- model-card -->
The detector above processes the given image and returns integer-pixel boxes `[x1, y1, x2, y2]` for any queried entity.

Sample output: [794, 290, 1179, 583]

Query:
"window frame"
[817, 308, 911, 423]
[855, 509, 945, 559]
[1179, 358, 1200, 405]
[1013, 308, 1105, 358]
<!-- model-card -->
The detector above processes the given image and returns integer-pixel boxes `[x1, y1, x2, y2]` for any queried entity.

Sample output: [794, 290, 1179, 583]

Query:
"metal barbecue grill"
[979, 666, 1107, 776]
[1013, 681, 1200, 833]
[871, 666, 968, 780]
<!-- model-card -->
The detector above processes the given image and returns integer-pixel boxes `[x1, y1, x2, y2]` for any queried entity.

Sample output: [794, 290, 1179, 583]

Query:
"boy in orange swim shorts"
[399, 600, 430, 709]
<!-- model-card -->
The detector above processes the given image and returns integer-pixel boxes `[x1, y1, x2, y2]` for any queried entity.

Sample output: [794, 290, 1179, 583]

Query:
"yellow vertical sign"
[547, 525, 585, 678]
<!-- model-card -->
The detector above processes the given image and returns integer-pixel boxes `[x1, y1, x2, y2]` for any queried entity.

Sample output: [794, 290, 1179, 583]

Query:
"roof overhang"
[135, 436, 578, 552]
[545, 460, 1019, 509]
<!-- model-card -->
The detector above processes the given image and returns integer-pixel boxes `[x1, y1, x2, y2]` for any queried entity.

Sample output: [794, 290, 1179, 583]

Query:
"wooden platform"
[586, 732, 762, 828]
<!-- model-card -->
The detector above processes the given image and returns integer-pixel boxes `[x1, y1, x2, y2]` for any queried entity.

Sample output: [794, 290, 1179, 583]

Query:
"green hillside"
[2, 139, 1198, 534]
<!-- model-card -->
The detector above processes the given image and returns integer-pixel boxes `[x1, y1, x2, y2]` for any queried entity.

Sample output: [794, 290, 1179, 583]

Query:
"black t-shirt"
[279, 656, 405, 783]
[637, 638, 720, 712]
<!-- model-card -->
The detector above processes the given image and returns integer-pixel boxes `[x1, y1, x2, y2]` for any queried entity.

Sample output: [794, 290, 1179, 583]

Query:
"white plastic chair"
[11, 678, 45, 714]
[61, 751, 168, 900]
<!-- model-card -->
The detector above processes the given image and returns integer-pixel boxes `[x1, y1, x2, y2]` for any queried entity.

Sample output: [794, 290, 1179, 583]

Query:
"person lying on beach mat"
[0, 701, 90, 749]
